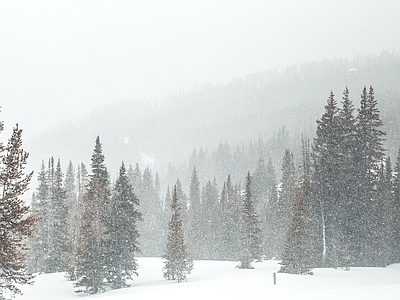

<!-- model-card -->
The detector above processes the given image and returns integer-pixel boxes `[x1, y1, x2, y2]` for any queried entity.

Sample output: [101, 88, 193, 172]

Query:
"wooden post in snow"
[273, 272, 276, 285]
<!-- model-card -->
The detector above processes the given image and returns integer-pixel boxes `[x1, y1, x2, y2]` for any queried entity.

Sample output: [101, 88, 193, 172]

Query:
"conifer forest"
[1, 3, 400, 297]
[1, 49, 400, 298]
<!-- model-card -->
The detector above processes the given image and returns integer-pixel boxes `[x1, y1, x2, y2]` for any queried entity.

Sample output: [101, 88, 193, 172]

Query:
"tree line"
[2, 85, 400, 298]
[27, 86, 400, 286]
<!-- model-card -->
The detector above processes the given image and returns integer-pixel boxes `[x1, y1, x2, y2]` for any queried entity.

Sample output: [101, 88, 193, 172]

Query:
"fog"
[1, 0, 400, 137]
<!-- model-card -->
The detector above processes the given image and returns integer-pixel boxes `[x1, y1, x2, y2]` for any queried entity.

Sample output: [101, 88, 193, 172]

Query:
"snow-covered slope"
[17, 258, 400, 300]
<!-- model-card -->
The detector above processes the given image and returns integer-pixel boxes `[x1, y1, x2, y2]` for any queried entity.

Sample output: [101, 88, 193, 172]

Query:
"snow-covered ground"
[17, 258, 400, 300]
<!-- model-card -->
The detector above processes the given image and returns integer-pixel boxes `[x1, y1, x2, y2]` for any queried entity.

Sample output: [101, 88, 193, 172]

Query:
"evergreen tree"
[163, 185, 193, 282]
[263, 157, 279, 258]
[77, 162, 88, 203]
[75, 136, 110, 294]
[252, 154, 268, 214]
[313, 91, 341, 266]
[199, 179, 220, 259]
[108, 162, 141, 289]
[300, 135, 311, 180]
[335, 87, 358, 268]
[51, 159, 68, 272]
[187, 167, 202, 258]
[29, 161, 50, 273]
[276, 149, 298, 258]
[138, 166, 163, 256]
[64, 161, 78, 280]
[75, 182, 108, 294]
[376, 158, 394, 266]
[162, 185, 172, 246]
[219, 175, 240, 261]
[393, 149, 400, 262]
[175, 178, 189, 226]
[238, 172, 262, 269]
[353, 86, 386, 266]
[279, 176, 319, 274]
[46, 157, 57, 271]
[0, 124, 36, 299]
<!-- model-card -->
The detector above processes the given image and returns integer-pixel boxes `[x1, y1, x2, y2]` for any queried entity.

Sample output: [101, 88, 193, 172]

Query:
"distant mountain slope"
[26, 51, 400, 181]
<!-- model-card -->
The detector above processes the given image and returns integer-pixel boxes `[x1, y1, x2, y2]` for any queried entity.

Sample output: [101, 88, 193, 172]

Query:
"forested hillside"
[23, 52, 400, 295]
[27, 51, 400, 188]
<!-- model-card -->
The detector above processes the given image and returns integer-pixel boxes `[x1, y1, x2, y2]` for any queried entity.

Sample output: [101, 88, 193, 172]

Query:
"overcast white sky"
[1, 0, 400, 137]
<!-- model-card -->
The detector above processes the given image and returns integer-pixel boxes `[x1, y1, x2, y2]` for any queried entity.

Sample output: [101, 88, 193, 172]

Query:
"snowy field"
[17, 258, 400, 300]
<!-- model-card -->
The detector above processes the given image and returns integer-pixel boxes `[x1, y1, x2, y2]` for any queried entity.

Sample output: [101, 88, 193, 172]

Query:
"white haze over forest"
[1, 0, 400, 136]
[1, 2, 400, 299]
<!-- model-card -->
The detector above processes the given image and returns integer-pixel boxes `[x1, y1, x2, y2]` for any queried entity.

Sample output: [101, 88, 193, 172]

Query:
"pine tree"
[163, 185, 193, 282]
[238, 172, 262, 269]
[75, 136, 110, 294]
[219, 175, 240, 261]
[75, 181, 108, 294]
[77, 162, 88, 203]
[263, 157, 279, 258]
[335, 87, 358, 268]
[138, 166, 163, 256]
[27, 192, 39, 273]
[252, 154, 268, 215]
[276, 149, 298, 258]
[29, 161, 50, 273]
[300, 135, 311, 180]
[51, 159, 68, 272]
[279, 176, 319, 275]
[45, 157, 57, 271]
[313, 91, 341, 267]
[353, 86, 386, 266]
[187, 167, 202, 258]
[108, 162, 142, 289]
[0, 124, 36, 299]
[64, 161, 78, 280]
[200, 179, 220, 259]
[393, 149, 400, 262]
[175, 178, 189, 226]
[376, 158, 394, 266]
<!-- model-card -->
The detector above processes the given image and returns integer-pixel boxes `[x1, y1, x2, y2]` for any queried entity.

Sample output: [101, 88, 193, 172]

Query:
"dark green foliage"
[352, 86, 386, 266]
[199, 179, 220, 259]
[219, 175, 241, 261]
[311, 86, 389, 268]
[134, 165, 164, 257]
[376, 158, 394, 266]
[64, 161, 78, 280]
[51, 159, 69, 272]
[252, 155, 279, 258]
[163, 185, 193, 282]
[75, 136, 110, 294]
[107, 162, 141, 289]
[75, 181, 108, 294]
[313, 91, 342, 267]
[29, 161, 50, 273]
[276, 149, 298, 258]
[238, 172, 262, 269]
[0, 124, 36, 299]
[393, 149, 400, 262]
[187, 167, 202, 258]
[279, 176, 320, 275]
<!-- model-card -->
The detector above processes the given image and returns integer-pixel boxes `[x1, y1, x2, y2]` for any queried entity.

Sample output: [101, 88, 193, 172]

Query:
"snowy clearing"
[17, 258, 400, 300]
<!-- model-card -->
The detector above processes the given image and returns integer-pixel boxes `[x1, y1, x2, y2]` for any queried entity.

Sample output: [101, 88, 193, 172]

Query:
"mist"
[1, 0, 400, 136]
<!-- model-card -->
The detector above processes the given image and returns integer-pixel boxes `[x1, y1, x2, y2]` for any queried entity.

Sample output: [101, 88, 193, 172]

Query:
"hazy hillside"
[25, 51, 400, 186]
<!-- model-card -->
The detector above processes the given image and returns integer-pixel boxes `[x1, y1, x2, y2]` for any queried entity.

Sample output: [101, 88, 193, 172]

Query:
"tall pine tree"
[108, 162, 142, 289]
[0, 124, 36, 299]
[75, 136, 110, 294]
[163, 185, 193, 282]
[238, 172, 262, 269]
